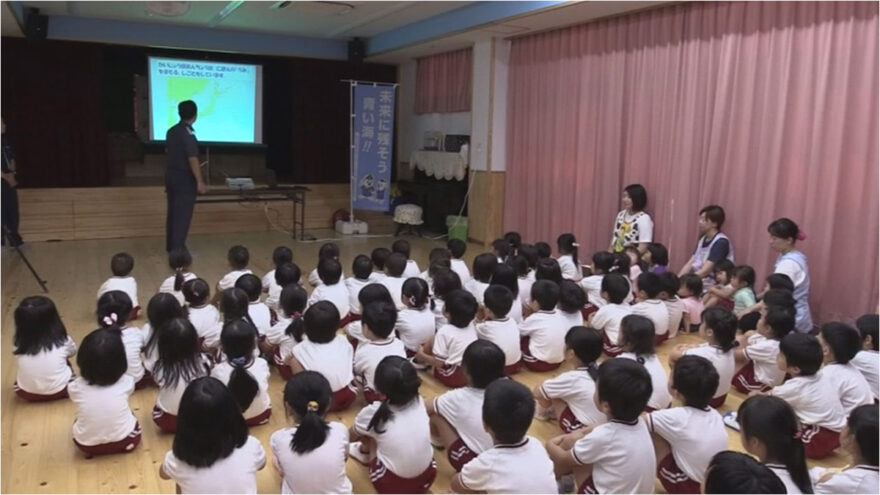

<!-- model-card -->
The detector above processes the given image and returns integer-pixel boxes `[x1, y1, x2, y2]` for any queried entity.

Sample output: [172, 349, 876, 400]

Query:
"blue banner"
[352, 84, 395, 211]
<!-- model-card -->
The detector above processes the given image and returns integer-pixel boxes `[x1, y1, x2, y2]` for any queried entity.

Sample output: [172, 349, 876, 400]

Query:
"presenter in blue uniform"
[165, 100, 206, 253]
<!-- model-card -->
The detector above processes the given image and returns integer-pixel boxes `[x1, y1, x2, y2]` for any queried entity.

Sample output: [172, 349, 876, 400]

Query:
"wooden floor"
[0, 231, 849, 494]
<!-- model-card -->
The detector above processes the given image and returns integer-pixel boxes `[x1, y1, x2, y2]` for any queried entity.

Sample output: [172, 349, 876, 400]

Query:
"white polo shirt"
[557, 254, 583, 282]
[540, 367, 606, 427]
[475, 317, 522, 367]
[307, 282, 350, 318]
[265, 315, 291, 348]
[15, 336, 76, 395]
[154, 357, 210, 416]
[617, 352, 671, 410]
[518, 310, 567, 364]
[664, 296, 684, 338]
[344, 276, 371, 315]
[162, 435, 265, 494]
[467, 280, 490, 304]
[557, 309, 584, 331]
[632, 299, 670, 338]
[98, 276, 139, 308]
[120, 326, 145, 382]
[451, 258, 472, 285]
[403, 259, 421, 279]
[821, 363, 874, 414]
[270, 422, 352, 494]
[345, 320, 369, 345]
[291, 335, 354, 391]
[433, 323, 478, 367]
[744, 334, 786, 386]
[159, 271, 198, 306]
[218, 269, 253, 292]
[432, 297, 448, 329]
[434, 386, 493, 454]
[353, 397, 434, 478]
[354, 337, 407, 391]
[380, 276, 406, 310]
[69, 375, 137, 446]
[849, 350, 878, 400]
[813, 465, 879, 494]
[589, 303, 633, 345]
[518, 276, 534, 307]
[459, 437, 557, 494]
[248, 301, 272, 337]
[579, 275, 606, 308]
[649, 406, 728, 483]
[188, 304, 221, 350]
[396, 306, 436, 352]
[507, 295, 524, 324]
[571, 419, 656, 494]
[211, 359, 271, 421]
[771, 374, 847, 430]
[684, 344, 735, 400]
[261, 270, 282, 310]
[767, 465, 804, 494]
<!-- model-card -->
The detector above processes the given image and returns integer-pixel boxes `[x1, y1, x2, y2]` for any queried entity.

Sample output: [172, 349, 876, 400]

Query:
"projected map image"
[149, 58, 261, 143]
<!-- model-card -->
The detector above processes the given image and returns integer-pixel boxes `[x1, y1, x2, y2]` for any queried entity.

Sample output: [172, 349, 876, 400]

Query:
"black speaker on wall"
[348, 38, 365, 64]
[24, 8, 49, 40]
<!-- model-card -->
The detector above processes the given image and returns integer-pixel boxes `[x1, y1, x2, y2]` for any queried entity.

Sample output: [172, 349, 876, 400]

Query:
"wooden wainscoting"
[17, 185, 395, 241]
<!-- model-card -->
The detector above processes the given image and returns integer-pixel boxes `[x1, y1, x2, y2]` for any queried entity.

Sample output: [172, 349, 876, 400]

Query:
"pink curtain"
[415, 48, 473, 114]
[504, 1, 879, 323]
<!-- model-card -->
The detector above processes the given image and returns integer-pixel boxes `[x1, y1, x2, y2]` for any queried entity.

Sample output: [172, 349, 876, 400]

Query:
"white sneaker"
[722, 411, 740, 430]
[535, 404, 555, 421]
[348, 441, 371, 465]
[557, 475, 575, 494]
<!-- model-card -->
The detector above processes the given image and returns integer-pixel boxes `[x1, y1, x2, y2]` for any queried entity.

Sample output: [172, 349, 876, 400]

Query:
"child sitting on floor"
[631, 272, 670, 345]
[616, 314, 671, 411]
[416, 289, 479, 388]
[354, 302, 406, 403]
[587, 273, 633, 357]
[518, 280, 567, 372]
[262, 246, 292, 311]
[97, 252, 139, 320]
[670, 306, 737, 408]
[307, 258, 350, 322]
[677, 274, 704, 333]
[851, 314, 879, 400]
[12, 296, 77, 402]
[732, 305, 794, 393]
[235, 274, 272, 337]
[475, 285, 522, 375]
[217, 245, 252, 293]
[818, 322, 874, 414]
[811, 404, 879, 494]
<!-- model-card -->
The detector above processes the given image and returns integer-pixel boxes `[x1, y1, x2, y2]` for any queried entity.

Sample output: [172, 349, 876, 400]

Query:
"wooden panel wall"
[467, 170, 506, 246]
[17, 185, 395, 241]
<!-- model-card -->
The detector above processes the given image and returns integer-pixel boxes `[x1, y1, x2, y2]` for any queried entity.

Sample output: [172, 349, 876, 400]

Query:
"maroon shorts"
[602, 332, 623, 357]
[14, 383, 69, 402]
[152, 405, 178, 433]
[558, 406, 586, 433]
[245, 408, 272, 426]
[369, 458, 437, 494]
[363, 387, 386, 404]
[340, 313, 361, 328]
[578, 476, 598, 494]
[135, 372, 155, 390]
[348, 336, 361, 352]
[581, 304, 598, 321]
[658, 453, 701, 494]
[654, 332, 669, 346]
[273, 349, 294, 381]
[434, 365, 467, 388]
[800, 424, 840, 459]
[405, 348, 417, 359]
[329, 383, 357, 412]
[520, 338, 562, 372]
[504, 361, 522, 375]
[447, 437, 478, 472]
[731, 361, 772, 394]
[129, 306, 141, 321]
[707, 393, 727, 409]
[74, 422, 142, 456]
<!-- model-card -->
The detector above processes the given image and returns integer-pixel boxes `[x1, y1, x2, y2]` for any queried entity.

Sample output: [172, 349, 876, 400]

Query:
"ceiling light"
[145, 1, 190, 17]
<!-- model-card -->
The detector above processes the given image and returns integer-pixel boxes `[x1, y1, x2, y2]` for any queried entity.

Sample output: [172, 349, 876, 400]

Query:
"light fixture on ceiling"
[284, 1, 355, 15]
[145, 1, 190, 17]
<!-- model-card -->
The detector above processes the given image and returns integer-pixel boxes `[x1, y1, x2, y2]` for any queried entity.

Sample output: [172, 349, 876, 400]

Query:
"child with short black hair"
[492, 238, 512, 264]
[648, 355, 728, 494]
[431, 268, 462, 329]
[355, 302, 406, 403]
[182, 278, 221, 351]
[489, 263, 523, 323]
[308, 242, 341, 287]
[819, 322, 874, 414]
[218, 245, 252, 292]
[678, 273, 705, 333]
[69, 328, 141, 455]
[642, 242, 668, 274]
[287, 301, 356, 412]
[579, 251, 614, 309]
[381, 252, 408, 309]
[392, 239, 421, 278]
[151, 318, 211, 433]
[732, 305, 794, 393]
[535, 257, 563, 285]
[851, 314, 878, 400]
[160, 377, 266, 492]
[142, 292, 185, 377]
[588, 273, 633, 357]
[427, 340, 506, 471]
[396, 278, 435, 356]
[211, 319, 272, 426]
[346, 254, 374, 320]
[534, 327, 605, 432]
[512, 254, 535, 309]
[770, 333, 847, 459]
[267, 262, 301, 311]
[616, 314, 671, 411]
[416, 289, 479, 388]
[349, 356, 437, 494]
[159, 248, 197, 306]
[13, 296, 77, 401]
[520, 243, 539, 279]
[703, 259, 735, 309]
[534, 241, 552, 260]
[504, 231, 522, 257]
[671, 306, 738, 408]
[632, 271, 670, 345]
[269, 283, 309, 380]
[450, 379, 557, 494]
[812, 404, 879, 494]
[97, 290, 147, 388]
[737, 395, 813, 494]
[236, 273, 272, 337]
[270, 372, 352, 493]
[345, 283, 395, 347]
[447, 238, 472, 285]
[370, 247, 390, 282]
[518, 280, 567, 371]
[557, 280, 585, 329]
[262, 246, 293, 310]
[658, 272, 684, 338]
[98, 252, 140, 319]
[468, 253, 498, 303]
[546, 358, 656, 494]
[307, 257, 350, 322]
[703, 451, 787, 494]
[476, 285, 522, 375]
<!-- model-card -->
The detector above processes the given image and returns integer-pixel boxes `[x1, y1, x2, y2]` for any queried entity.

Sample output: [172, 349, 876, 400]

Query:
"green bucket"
[446, 215, 468, 241]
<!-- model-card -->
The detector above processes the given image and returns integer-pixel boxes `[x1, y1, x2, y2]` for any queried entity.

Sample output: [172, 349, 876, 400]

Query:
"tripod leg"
[2, 225, 47, 292]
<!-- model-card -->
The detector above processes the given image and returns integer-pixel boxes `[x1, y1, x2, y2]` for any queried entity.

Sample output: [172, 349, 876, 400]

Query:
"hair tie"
[409, 296, 417, 306]
[306, 400, 319, 412]
[796, 231, 807, 241]
[291, 311, 302, 320]
[102, 313, 118, 326]
[572, 242, 580, 247]
[231, 356, 248, 366]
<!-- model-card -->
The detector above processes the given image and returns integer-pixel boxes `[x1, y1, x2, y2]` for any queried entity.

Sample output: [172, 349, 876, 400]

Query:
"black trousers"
[1, 180, 20, 241]
[166, 186, 196, 253]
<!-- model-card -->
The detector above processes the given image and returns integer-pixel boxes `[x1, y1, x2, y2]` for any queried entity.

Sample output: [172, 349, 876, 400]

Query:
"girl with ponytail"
[270, 371, 352, 493]
[96, 290, 148, 388]
[556, 233, 582, 282]
[670, 306, 738, 408]
[617, 314, 671, 411]
[349, 356, 437, 494]
[269, 283, 308, 380]
[738, 395, 814, 494]
[210, 319, 271, 426]
[141, 292, 185, 378]
[158, 248, 196, 306]
[397, 278, 435, 355]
